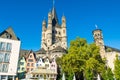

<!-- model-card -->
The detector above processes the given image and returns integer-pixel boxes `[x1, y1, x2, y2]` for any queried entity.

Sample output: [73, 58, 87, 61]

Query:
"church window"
[63, 30, 65, 33]
[48, 40, 50, 42]
[59, 32, 61, 35]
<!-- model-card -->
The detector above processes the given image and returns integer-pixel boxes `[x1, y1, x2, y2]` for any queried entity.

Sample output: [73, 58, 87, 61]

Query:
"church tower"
[92, 25, 105, 58]
[40, 1, 67, 56]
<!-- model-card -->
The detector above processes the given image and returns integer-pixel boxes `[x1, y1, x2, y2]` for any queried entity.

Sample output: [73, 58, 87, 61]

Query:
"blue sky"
[0, 0, 120, 50]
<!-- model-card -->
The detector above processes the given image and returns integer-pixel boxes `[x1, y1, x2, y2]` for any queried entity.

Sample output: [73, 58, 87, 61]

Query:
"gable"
[0, 27, 19, 40]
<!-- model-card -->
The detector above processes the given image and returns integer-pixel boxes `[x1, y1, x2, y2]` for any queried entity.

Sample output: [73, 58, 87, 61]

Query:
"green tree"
[114, 54, 120, 80]
[60, 37, 106, 80]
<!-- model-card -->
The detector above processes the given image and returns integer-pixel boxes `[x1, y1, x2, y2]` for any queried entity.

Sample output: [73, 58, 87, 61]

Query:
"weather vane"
[95, 24, 98, 29]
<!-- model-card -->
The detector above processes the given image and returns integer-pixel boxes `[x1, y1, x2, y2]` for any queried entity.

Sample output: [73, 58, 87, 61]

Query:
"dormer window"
[6, 33, 11, 39]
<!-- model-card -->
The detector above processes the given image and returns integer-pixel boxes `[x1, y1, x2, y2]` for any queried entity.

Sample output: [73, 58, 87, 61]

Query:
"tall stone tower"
[92, 26, 105, 58]
[40, 6, 67, 55]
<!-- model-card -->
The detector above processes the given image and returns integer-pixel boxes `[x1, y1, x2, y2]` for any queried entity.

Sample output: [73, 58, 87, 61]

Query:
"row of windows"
[0, 42, 12, 52]
[0, 63, 9, 72]
[18, 67, 25, 71]
[27, 63, 34, 67]
[27, 68, 33, 71]
[0, 53, 10, 63]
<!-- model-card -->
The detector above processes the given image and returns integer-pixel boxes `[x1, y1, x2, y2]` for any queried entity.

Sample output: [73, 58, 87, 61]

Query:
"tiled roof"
[51, 46, 67, 53]
[105, 45, 120, 52]
[36, 48, 46, 54]
[0, 27, 20, 40]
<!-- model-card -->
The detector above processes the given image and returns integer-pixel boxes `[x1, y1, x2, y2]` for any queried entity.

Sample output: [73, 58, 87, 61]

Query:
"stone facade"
[92, 29, 106, 58]
[92, 27, 120, 71]
[37, 7, 67, 59]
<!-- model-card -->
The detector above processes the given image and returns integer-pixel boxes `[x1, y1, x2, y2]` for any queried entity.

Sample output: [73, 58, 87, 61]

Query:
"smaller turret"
[47, 12, 52, 48]
[92, 26, 105, 58]
[61, 15, 67, 49]
[42, 20, 47, 31]
[41, 20, 47, 48]
[62, 15, 66, 27]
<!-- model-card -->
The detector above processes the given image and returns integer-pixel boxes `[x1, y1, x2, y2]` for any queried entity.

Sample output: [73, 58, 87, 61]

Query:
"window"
[4, 53, 10, 62]
[0, 42, 6, 51]
[45, 64, 49, 67]
[31, 63, 34, 67]
[31, 68, 33, 71]
[22, 67, 24, 71]
[28, 59, 33, 62]
[6, 43, 12, 51]
[27, 68, 29, 71]
[0, 64, 2, 72]
[20, 62, 24, 65]
[18, 67, 20, 71]
[30, 55, 32, 58]
[6, 33, 11, 39]
[0, 53, 4, 62]
[2, 64, 8, 72]
[27, 63, 30, 66]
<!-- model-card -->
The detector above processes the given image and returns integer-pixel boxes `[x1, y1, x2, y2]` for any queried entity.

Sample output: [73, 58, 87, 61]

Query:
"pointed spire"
[52, 7, 58, 26]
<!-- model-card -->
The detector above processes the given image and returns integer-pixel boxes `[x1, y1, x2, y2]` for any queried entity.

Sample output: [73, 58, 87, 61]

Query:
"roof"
[105, 45, 120, 52]
[0, 27, 20, 40]
[36, 48, 46, 54]
[19, 49, 30, 58]
[29, 68, 57, 74]
[92, 29, 102, 33]
[52, 7, 58, 27]
[25, 50, 36, 60]
[51, 46, 67, 53]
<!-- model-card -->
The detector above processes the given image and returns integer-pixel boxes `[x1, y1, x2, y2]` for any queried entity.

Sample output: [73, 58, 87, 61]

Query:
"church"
[2, 1, 119, 80]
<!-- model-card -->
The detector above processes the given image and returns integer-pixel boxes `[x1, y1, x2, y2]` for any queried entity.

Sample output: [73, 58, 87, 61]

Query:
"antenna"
[95, 24, 98, 29]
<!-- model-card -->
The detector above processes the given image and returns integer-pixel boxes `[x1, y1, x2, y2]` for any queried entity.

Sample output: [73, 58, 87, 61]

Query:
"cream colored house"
[0, 27, 21, 80]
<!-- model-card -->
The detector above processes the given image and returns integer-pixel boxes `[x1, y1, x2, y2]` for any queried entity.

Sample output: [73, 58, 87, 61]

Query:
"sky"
[0, 0, 120, 51]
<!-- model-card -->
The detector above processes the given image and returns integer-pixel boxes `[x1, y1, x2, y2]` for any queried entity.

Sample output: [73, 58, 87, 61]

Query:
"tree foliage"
[114, 54, 120, 80]
[57, 37, 114, 80]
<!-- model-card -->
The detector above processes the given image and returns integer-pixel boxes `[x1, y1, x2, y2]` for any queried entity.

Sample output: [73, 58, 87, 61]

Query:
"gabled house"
[26, 50, 36, 72]
[0, 27, 21, 80]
